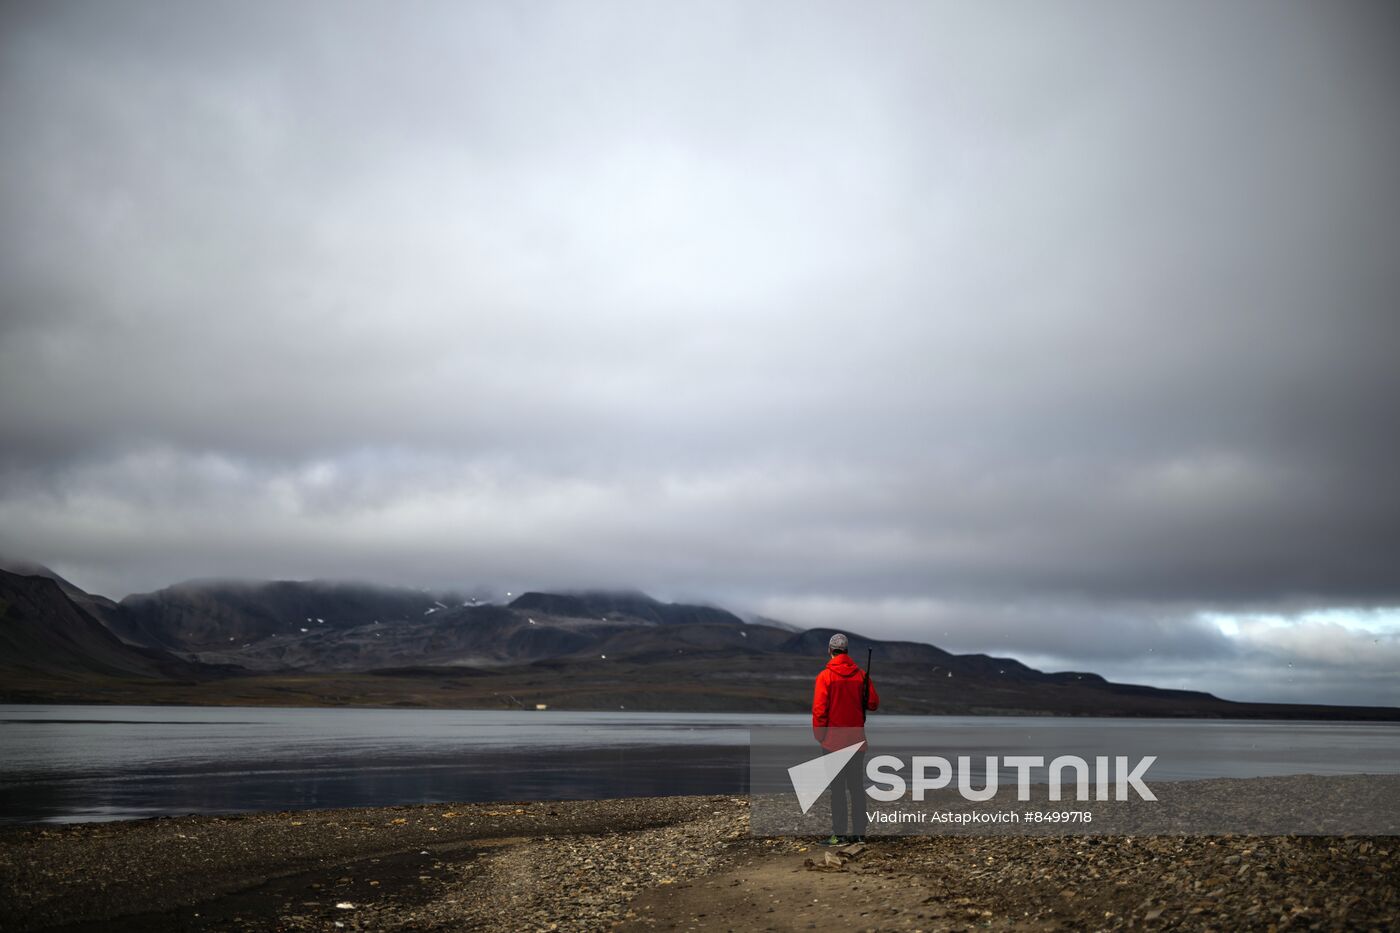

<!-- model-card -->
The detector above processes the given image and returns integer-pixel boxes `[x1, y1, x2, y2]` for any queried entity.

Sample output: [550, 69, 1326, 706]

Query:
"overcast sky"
[2, 0, 1398, 706]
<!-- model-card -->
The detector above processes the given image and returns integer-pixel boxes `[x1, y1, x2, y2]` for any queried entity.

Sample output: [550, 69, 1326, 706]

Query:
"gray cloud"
[3, 0, 1398, 705]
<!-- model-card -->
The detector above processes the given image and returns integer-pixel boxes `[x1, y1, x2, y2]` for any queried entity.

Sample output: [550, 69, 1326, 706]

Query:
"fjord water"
[0, 706, 756, 824]
[1, 706, 1397, 824]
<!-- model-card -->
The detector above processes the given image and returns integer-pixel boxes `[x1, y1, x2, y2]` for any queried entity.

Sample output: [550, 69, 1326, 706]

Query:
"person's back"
[811, 633, 879, 843]
[812, 649, 878, 749]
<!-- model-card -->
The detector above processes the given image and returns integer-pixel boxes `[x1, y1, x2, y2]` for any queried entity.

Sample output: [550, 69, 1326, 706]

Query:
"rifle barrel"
[862, 647, 873, 717]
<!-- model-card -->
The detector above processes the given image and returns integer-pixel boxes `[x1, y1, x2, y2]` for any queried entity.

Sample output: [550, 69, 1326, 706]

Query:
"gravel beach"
[1, 796, 1395, 931]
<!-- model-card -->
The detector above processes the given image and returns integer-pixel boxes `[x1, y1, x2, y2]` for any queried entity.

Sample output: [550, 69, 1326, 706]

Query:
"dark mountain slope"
[778, 628, 956, 665]
[570, 621, 795, 663]
[0, 556, 123, 631]
[0, 570, 204, 681]
[779, 627, 1047, 680]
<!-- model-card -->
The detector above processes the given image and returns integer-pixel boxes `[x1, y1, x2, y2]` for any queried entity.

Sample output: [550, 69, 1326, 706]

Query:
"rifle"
[862, 647, 872, 723]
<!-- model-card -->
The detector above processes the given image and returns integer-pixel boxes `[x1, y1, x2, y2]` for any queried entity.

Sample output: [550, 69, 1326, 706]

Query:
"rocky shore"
[1, 796, 1395, 931]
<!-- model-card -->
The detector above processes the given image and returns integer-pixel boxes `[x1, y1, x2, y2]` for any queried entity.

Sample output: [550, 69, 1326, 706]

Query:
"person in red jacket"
[812, 632, 879, 844]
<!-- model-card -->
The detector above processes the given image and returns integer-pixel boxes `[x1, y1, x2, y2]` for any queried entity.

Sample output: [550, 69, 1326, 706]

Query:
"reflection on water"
[0, 706, 769, 824]
[3, 745, 749, 825]
[2, 706, 1397, 824]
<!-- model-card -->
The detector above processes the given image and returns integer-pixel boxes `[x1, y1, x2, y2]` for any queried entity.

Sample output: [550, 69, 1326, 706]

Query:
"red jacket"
[812, 652, 879, 750]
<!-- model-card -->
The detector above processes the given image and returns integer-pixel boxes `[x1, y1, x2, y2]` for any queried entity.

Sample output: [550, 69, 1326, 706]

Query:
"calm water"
[1, 705, 1397, 824]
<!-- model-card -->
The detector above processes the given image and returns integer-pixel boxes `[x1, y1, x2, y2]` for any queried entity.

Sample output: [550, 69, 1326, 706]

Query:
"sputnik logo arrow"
[787, 741, 865, 814]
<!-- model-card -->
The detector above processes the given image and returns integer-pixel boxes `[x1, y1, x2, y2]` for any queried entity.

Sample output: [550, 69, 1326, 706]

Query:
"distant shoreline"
[6, 698, 1400, 725]
[4, 688, 1399, 721]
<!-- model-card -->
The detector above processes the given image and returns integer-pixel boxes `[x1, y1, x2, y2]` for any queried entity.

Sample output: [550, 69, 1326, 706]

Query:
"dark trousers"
[830, 750, 867, 838]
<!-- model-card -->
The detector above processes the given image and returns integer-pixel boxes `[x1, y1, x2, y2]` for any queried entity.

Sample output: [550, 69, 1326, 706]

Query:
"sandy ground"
[1, 796, 1396, 931]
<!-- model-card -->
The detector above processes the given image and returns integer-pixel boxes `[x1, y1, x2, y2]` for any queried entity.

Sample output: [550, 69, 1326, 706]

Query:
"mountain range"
[1, 559, 1396, 719]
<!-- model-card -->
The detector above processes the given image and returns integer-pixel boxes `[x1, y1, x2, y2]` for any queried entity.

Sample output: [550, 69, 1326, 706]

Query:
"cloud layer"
[3, 1, 1398, 704]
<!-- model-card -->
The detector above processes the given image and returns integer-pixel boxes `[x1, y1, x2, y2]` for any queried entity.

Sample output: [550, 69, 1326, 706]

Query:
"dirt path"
[620, 842, 953, 932]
